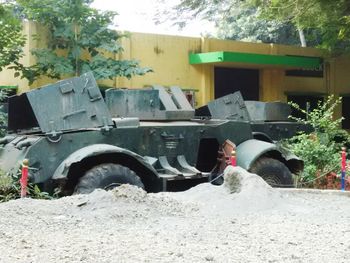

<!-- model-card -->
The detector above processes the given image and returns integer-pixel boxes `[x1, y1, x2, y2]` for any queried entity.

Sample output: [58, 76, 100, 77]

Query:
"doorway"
[214, 67, 259, 100]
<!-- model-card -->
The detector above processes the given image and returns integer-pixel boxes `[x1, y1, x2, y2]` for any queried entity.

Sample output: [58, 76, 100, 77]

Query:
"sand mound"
[111, 184, 147, 202]
[173, 166, 283, 215]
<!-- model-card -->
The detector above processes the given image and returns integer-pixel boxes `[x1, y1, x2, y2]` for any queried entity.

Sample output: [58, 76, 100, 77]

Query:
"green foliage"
[216, 7, 302, 45]
[156, 0, 239, 23]
[0, 90, 7, 137]
[0, 3, 26, 71]
[0, 170, 17, 202]
[16, 0, 152, 84]
[289, 95, 343, 138]
[285, 95, 348, 186]
[156, 0, 319, 46]
[0, 169, 52, 202]
[250, 0, 350, 53]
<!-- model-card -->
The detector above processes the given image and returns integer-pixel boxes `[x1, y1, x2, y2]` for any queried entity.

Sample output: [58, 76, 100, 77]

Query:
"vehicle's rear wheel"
[74, 163, 144, 194]
[250, 157, 294, 187]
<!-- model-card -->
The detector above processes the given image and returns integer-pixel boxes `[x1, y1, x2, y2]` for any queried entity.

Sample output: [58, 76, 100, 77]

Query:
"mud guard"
[52, 144, 159, 180]
[252, 132, 274, 143]
[236, 139, 278, 170]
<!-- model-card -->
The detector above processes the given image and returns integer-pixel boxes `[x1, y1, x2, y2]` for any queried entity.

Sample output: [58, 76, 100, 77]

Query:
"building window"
[287, 94, 324, 120]
[342, 96, 350, 129]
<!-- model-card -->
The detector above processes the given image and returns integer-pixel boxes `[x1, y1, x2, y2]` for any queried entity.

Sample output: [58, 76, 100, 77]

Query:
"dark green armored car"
[0, 73, 302, 195]
[196, 92, 313, 142]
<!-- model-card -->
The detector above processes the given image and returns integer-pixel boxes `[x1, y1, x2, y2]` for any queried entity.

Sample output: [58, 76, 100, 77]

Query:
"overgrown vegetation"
[155, 0, 307, 46]
[0, 169, 51, 202]
[14, 0, 152, 84]
[0, 170, 15, 202]
[251, 0, 350, 53]
[157, 0, 350, 53]
[0, 90, 7, 137]
[285, 95, 349, 187]
[0, 2, 25, 72]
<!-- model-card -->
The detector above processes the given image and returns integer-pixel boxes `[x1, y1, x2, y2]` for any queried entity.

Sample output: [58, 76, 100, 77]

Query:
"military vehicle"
[0, 73, 302, 195]
[196, 92, 313, 143]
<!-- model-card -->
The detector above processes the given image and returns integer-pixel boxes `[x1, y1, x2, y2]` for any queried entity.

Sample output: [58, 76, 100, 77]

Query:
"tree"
[250, 0, 350, 53]
[16, 0, 152, 84]
[0, 2, 25, 72]
[216, 7, 302, 45]
[156, 0, 317, 46]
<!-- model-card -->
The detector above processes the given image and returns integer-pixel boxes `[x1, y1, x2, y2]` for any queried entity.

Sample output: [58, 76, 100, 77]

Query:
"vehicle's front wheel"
[74, 163, 144, 194]
[250, 157, 294, 187]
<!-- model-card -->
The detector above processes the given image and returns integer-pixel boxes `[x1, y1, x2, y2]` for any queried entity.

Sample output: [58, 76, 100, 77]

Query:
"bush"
[0, 170, 17, 202]
[0, 90, 7, 137]
[0, 169, 52, 202]
[285, 95, 348, 187]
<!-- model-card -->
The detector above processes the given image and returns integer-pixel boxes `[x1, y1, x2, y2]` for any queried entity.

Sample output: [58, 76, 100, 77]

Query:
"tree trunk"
[298, 28, 307, 47]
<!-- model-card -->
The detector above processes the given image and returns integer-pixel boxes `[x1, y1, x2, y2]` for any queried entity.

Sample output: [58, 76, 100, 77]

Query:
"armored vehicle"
[196, 92, 312, 143]
[0, 73, 302, 195]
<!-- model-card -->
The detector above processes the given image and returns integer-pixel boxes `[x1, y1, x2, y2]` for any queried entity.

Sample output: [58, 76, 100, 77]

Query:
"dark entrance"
[287, 94, 324, 120]
[214, 67, 259, 100]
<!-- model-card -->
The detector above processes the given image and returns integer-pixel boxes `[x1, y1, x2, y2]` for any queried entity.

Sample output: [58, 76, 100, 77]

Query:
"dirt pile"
[0, 167, 349, 262]
[173, 166, 284, 215]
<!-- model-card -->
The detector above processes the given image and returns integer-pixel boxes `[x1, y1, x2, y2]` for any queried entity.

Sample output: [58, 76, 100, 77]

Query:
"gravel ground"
[0, 167, 350, 263]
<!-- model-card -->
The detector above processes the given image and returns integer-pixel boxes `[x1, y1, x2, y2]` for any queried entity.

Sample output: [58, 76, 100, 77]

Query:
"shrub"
[285, 95, 347, 187]
[0, 169, 17, 202]
[0, 90, 7, 137]
[0, 169, 52, 202]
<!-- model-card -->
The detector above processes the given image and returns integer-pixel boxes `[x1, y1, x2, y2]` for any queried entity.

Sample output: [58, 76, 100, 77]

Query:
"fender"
[52, 144, 159, 180]
[236, 139, 303, 173]
[236, 139, 278, 170]
[252, 132, 274, 143]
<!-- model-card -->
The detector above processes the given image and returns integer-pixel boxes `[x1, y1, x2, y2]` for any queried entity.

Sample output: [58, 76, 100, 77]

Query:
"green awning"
[189, 51, 322, 69]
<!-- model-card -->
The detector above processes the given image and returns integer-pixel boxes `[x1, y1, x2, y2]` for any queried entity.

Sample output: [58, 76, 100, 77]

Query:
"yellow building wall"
[330, 55, 350, 120]
[284, 77, 326, 95]
[333, 55, 350, 95]
[0, 21, 32, 94]
[116, 33, 205, 104]
[1, 22, 350, 108]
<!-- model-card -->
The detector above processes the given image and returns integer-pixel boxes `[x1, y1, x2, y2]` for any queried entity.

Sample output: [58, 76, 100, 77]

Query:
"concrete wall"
[1, 22, 350, 108]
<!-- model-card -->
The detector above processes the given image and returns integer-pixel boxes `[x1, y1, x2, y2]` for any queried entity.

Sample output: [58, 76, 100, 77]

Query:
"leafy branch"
[0, 3, 25, 72]
[15, 0, 152, 84]
[284, 95, 349, 187]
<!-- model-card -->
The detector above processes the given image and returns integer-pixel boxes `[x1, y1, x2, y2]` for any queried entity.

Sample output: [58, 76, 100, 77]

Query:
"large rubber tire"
[74, 163, 144, 194]
[250, 157, 294, 187]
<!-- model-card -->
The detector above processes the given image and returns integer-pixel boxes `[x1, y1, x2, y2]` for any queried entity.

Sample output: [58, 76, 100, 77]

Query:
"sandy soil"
[0, 167, 349, 263]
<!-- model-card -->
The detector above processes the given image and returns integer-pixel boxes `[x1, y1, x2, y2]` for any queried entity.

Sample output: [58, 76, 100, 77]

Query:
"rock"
[111, 184, 147, 202]
[223, 165, 242, 193]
